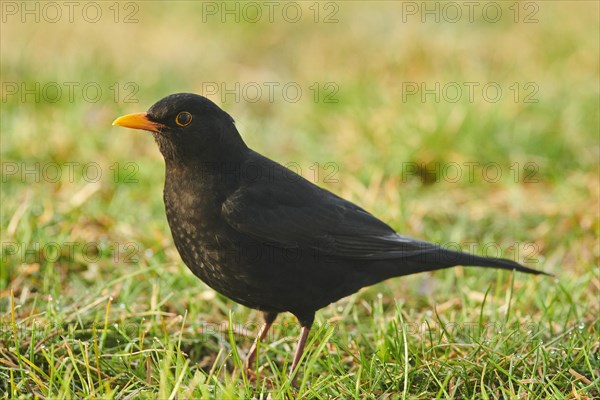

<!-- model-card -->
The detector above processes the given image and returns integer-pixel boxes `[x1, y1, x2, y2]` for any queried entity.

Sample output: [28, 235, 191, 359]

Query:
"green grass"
[1, 2, 599, 398]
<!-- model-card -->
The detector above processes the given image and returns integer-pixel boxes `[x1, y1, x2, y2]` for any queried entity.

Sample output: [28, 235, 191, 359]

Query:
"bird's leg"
[289, 318, 313, 386]
[244, 311, 277, 371]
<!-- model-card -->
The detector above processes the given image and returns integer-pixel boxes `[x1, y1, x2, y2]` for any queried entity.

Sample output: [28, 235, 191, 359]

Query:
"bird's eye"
[175, 112, 192, 127]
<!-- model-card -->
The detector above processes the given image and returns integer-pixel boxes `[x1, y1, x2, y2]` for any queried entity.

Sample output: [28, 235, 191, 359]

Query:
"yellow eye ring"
[175, 112, 192, 127]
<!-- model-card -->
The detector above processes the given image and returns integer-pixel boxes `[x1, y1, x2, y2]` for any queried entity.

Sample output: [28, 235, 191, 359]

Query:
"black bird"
[113, 93, 547, 384]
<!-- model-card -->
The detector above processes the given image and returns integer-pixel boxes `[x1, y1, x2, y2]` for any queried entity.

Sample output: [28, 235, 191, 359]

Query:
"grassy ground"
[1, 1, 599, 398]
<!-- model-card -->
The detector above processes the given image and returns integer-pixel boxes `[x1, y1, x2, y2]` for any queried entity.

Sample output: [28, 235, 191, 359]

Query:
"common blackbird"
[113, 93, 547, 384]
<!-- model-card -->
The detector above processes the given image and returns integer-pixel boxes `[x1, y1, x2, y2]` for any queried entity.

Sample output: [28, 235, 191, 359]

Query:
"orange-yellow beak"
[112, 112, 166, 133]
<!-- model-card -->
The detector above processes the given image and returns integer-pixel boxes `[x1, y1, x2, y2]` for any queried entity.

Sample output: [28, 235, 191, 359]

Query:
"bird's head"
[113, 93, 246, 162]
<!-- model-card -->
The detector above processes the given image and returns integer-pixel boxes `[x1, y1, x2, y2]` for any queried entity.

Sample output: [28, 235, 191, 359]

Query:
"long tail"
[401, 246, 551, 276]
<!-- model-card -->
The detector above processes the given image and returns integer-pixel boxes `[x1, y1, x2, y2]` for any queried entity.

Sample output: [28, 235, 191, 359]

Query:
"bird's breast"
[162, 176, 248, 286]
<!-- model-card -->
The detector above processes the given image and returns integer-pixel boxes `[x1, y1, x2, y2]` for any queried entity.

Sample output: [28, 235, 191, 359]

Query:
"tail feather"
[409, 247, 551, 276]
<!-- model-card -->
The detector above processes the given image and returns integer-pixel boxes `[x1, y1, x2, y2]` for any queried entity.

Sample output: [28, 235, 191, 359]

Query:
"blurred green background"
[1, 1, 599, 398]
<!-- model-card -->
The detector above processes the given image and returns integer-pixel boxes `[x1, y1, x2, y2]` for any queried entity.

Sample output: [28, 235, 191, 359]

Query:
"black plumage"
[113, 93, 547, 384]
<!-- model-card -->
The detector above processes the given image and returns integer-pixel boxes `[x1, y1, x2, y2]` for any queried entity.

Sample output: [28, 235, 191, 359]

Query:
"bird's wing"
[221, 154, 548, 276]
[221, 161, 438, 260]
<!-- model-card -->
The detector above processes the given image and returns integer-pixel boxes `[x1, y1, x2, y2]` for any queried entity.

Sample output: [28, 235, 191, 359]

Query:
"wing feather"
[221, 154, 440, 260]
